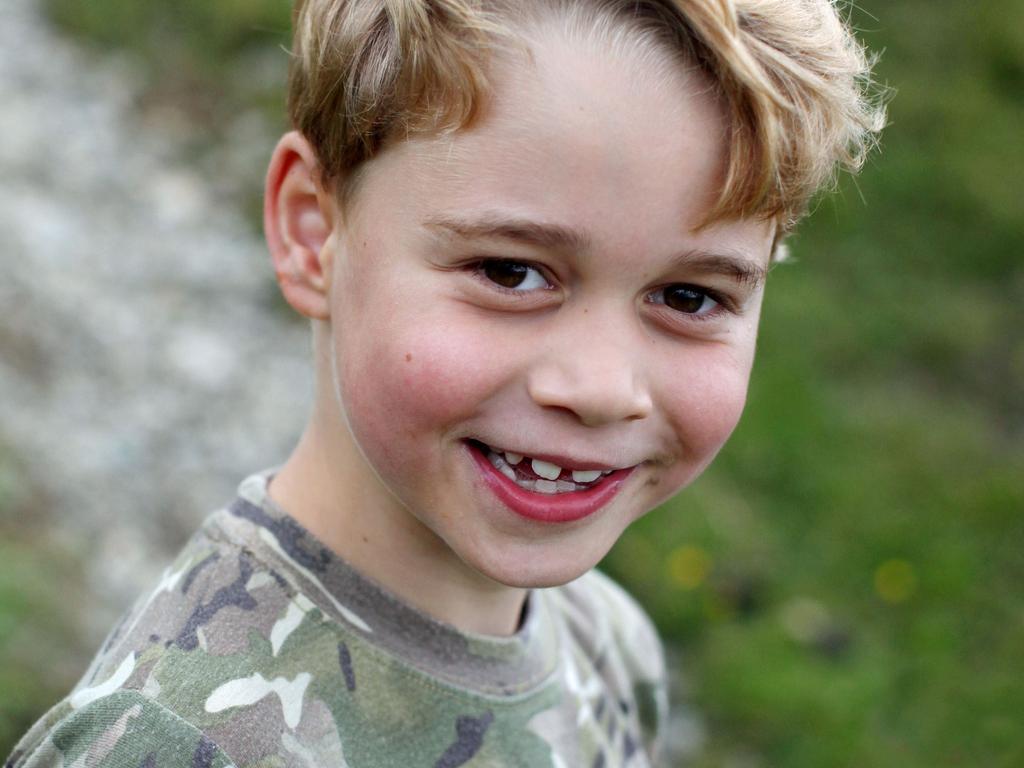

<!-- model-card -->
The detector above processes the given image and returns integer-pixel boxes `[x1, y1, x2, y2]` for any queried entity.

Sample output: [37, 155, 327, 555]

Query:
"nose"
[525, 311, 653, 427]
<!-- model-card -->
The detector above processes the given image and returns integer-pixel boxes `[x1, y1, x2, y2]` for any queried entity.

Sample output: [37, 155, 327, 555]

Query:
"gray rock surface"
[0, 0, 311, 636]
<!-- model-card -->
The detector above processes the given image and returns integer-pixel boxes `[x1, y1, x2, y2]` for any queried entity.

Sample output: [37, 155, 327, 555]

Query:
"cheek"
[332, 313, 513, 478]
[639, 355, 751, 515]
[695, 366, 750, 445]
[661, 345, 754, 463]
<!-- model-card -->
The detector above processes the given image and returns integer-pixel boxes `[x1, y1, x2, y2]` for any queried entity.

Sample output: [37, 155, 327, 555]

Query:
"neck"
[268, 416, 528, 637]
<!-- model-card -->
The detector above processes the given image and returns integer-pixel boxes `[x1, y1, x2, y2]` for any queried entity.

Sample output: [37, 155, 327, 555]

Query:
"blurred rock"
[0, 0, 310, 641]
[779, 596, 831, 645]
[779, 596, 854, 661]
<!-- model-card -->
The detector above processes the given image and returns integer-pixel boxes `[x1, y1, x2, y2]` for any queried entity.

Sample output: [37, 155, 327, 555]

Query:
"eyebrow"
[423, 213, 591, 252]
[670, 250, 768, 289]
[423, 212, 767, 288]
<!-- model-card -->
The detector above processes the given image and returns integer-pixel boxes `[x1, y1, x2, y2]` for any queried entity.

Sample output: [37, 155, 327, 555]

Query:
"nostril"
[541, 404, 579, 420]
[526, 363, 651, 426]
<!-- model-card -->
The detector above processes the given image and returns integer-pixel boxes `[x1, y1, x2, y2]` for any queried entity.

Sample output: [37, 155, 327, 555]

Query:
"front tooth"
[571, 469, 602, 483]
[505, 451, 523, 465]
[531, 459, 562, 480]
[499, 464, 517, 481]
[534, 479, 559, 494]
[556, 480, 578, 493]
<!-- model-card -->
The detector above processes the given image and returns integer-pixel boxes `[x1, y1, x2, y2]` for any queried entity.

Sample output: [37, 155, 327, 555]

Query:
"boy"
[7, 0, 882, 766]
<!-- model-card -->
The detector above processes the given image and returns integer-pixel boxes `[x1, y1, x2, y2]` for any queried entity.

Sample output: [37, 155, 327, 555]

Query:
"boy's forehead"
[296, 0, 884, 255]
[474, 24, 717, 153]
[355, 32, 771, 267]
[407, 47, 716, 188]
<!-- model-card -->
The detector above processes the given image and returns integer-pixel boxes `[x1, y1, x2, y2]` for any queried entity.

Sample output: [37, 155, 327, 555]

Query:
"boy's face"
[317, 29, 773, 589]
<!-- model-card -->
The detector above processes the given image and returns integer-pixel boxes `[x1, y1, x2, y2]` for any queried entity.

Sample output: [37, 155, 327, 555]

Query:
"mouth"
[465, 439, 636, 523]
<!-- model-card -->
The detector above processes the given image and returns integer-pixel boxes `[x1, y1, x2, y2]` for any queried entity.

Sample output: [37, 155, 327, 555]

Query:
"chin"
[485, 567, 590, 590]
[461, 540, 605, 590]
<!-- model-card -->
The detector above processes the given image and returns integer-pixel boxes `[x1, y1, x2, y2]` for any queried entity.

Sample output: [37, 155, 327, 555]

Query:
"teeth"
[531, 459, 563, 480]
[534, 479, 559, 494]
[484, 444, 611, 494]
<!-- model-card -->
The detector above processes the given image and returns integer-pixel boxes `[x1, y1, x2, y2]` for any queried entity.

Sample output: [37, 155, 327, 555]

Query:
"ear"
[264, 131, 337, 320]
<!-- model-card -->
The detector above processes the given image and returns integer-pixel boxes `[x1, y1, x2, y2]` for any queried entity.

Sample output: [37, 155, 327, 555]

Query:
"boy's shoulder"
[550, 565, 667, 702]
[4, 512, 252, 768]
[7, 474, 668, 768]
[550, 567, 669, 758]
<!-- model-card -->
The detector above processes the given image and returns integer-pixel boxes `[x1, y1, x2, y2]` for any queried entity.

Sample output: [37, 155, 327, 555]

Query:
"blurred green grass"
[10, 0, 1023, 764]
[0, 448, 91, 752]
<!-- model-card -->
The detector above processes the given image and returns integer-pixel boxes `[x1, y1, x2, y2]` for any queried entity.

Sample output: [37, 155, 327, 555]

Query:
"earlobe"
[264, 131, 336, 320]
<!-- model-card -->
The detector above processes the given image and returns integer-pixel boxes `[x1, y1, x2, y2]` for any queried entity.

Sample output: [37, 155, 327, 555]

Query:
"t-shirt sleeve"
[6, 690, 236, 768]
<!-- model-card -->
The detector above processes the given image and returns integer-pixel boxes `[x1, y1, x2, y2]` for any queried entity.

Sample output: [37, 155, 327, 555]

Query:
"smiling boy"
[7, 1, 883, 767]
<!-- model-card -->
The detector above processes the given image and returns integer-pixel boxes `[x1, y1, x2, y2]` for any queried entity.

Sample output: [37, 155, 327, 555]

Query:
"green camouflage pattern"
[6, 473, 668, 768]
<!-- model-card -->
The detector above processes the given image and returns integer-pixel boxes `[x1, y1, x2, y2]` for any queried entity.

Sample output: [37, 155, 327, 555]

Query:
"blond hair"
[288, 0, 885, 245]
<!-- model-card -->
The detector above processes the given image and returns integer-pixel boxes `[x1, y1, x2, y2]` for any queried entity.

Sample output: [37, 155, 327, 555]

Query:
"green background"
[3, 0, 1022, 764]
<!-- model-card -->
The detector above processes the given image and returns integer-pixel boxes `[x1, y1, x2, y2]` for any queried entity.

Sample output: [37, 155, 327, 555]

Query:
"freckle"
[405, 353, 412, 362]
[361, 535, 369, 544]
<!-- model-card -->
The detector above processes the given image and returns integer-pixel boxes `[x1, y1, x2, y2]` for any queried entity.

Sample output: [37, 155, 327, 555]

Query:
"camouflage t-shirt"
[6, 472, 669, 768]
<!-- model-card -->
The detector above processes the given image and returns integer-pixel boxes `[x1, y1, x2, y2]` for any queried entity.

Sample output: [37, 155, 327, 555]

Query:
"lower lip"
[467, 443, 634, 524]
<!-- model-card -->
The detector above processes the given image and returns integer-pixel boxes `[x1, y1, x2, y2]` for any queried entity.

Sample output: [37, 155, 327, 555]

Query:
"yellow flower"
[667, 545, 712, 590]
[874, 559, 917, 604]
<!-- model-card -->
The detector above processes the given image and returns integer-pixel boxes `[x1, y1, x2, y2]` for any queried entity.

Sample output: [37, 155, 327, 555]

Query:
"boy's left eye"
[648, 284, 721, 316]
[479, 260, 550, 291]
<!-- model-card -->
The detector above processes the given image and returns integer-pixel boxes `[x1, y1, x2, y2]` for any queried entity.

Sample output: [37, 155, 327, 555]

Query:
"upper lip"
[470, 439, 633, 472]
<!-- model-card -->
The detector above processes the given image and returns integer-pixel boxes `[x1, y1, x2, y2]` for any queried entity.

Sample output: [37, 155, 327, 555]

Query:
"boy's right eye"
[477, 259, 550, 292]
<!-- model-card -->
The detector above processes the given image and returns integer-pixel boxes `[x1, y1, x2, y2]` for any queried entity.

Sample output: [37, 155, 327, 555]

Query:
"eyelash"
[468, 258, 735, 319]
[469, 259, 553, 297]
[645, 285, 734, 321]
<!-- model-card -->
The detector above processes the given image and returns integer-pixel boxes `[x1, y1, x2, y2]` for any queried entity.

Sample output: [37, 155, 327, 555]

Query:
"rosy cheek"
[662, 351, 753, 464]
[334, 321, 507, 477]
